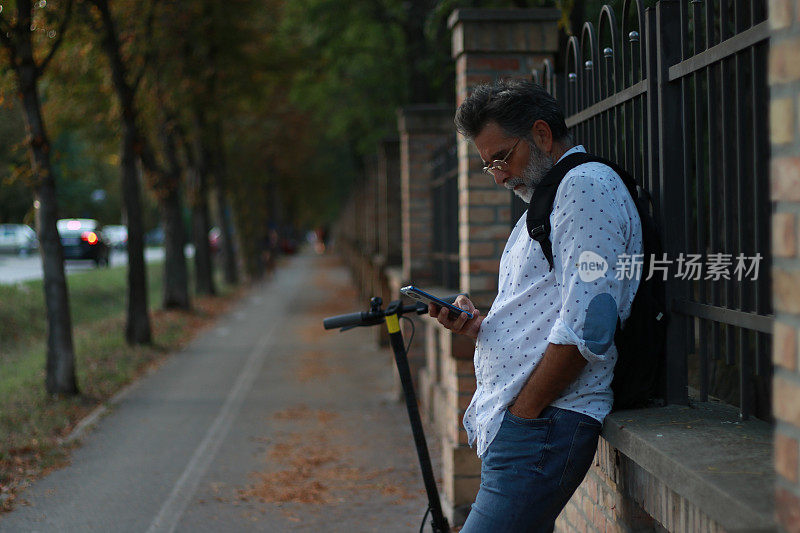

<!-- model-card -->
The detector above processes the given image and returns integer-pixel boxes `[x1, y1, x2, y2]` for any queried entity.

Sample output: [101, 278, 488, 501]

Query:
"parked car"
[56, 219, 110, 267]
[104, 224, 128, 250]
[0, 224, 38, 255]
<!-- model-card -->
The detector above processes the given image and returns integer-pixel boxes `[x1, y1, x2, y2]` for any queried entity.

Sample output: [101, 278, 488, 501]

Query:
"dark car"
[57, 218, 110, 267]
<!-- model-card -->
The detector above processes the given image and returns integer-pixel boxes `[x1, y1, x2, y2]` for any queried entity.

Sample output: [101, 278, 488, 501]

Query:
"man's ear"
[530, 119, 554, 154]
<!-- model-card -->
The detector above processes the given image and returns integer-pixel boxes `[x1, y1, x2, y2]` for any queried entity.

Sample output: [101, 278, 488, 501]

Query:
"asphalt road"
[0, 252, 439, 532]
[0, 248, 166, 285]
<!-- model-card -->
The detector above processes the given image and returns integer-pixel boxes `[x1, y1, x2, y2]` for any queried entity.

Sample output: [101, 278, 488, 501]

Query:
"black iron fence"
[430, 142, 460, 290]
[533, 0, 772, 419]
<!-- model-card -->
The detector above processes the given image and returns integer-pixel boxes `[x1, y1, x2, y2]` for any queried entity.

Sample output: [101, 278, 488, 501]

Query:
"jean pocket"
[503, 408, 553, 427]
[487, 410, 555, 474]
[558, 421, 602, 497]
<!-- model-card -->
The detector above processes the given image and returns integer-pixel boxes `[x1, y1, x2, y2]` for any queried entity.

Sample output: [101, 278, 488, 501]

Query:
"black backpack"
[525, 152, 668, 410]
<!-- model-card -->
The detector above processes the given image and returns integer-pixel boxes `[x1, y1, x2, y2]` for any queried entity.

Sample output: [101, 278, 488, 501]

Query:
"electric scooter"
[323, 296, 452, 533]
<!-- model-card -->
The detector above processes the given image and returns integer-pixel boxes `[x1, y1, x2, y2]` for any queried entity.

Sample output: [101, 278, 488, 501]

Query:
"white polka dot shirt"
[463, 145, 643, 458]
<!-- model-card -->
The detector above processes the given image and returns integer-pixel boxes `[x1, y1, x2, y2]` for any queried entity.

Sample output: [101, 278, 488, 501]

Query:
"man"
[429, 79, 642, 532]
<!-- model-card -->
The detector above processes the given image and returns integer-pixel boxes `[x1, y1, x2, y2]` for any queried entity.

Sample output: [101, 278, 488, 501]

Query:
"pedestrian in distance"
[429, 78, 643, 532]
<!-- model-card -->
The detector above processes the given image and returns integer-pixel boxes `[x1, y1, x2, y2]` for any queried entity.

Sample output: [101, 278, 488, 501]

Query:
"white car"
[0, 224, 38, 255]
[103, 224, 128, 250]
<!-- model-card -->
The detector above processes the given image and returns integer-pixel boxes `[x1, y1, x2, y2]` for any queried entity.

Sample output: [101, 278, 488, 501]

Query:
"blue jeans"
[461, 406, 602, 533]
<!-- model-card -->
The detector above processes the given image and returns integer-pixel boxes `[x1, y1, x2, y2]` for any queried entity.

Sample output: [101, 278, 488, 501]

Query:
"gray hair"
[454, 78, 571, 144]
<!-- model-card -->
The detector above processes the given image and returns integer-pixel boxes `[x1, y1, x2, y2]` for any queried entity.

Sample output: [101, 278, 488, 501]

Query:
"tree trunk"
[189, 110, 217, 296]
[14, 5, 78, 395]
[197, 0, 237, 287]
[210, 121, 238, 285]
[191, 184, 215, 297]
[214, 190, 237, 284]
[161, 186, 189, 308]
[94, 0, 151, 344]
[160, 123, 190, 309]
[121, 127, 152, 344]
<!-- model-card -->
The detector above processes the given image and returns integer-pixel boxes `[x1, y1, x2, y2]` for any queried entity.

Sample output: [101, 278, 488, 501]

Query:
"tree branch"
[138, 128, 164, 178]
[37, 0, 74, 75]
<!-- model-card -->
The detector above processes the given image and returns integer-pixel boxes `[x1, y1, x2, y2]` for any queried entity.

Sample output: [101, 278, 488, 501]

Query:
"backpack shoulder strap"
[587, 155, 638, 199]
[526, 152, 637, 270]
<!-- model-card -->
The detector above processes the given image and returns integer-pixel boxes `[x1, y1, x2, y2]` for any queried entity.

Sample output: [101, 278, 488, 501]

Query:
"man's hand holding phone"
[429, 295, 482, 339]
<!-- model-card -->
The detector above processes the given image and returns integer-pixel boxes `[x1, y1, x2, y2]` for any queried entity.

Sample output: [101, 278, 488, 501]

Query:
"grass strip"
[0, 260, 242, 512]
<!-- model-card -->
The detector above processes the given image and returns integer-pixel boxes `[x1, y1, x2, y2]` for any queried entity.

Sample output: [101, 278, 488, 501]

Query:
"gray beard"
[504, 143, 553, 203]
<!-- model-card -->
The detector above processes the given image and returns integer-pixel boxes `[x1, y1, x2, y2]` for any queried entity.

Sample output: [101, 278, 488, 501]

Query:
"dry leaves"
[239, 404, 418, 507]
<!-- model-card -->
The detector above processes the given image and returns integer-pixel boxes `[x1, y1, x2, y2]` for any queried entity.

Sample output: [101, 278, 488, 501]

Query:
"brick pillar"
[365, 154, 380, 261]
[375, 139, 401, 347]
[770, 3, 800, 531]
[396, 105, 455, 397]
[378, 138, 402, 267]
[397, 105, 455, 283]
[441, 8, 560, 525]
[366, 156, 382, 300]
[356, 176, 376, 298]
[449, 7, 560, 310]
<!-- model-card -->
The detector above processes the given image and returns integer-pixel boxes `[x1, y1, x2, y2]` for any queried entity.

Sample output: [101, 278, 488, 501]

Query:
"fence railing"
[430, 141, 460, 290]
[532, 0, 772, 420]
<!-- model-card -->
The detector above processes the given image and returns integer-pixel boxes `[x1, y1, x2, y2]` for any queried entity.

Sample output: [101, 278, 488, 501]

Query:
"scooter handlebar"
[323, 311, 370, 330]
[324, 299, 435, 331]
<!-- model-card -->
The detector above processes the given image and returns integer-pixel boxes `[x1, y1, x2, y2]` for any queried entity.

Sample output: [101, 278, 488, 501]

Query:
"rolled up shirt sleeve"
[545, 170, 636, 363]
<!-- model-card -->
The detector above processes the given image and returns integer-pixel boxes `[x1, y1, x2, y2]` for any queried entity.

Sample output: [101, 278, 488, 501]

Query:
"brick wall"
[373, 139, 402, 347]
[377, 138, 402, 267]
[363, 154, 379, 260]
[770, 1, 800, 530]
[555, 439, 731, 533]
[396, 106, 454, 395]
[364, 156, 384, 307]
[397, 105, 454, 284]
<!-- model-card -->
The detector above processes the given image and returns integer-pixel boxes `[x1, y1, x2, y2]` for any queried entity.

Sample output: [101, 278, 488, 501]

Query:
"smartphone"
[400, 285, 473, 320]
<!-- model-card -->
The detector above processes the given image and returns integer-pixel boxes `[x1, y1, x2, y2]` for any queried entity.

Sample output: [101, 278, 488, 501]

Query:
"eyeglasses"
[482, 138, 521, 176]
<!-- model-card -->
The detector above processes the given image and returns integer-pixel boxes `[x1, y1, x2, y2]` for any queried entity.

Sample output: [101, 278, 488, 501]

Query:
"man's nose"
[492, 169, 508, 187]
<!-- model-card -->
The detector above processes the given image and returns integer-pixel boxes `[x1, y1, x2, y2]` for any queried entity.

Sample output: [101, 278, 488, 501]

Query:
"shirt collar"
[555, 144, 586, 164]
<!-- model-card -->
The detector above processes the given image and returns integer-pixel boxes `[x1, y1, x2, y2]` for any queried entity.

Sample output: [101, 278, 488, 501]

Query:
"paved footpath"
[1, 252, 440, 532]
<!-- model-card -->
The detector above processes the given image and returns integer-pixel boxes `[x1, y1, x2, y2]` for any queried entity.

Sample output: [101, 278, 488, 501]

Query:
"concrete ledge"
[603, 402, 775, 532]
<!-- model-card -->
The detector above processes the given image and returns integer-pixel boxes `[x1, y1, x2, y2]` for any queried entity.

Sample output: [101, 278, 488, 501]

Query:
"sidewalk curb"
[59, 371, 147, 445]
[57, 288, 246, 447]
